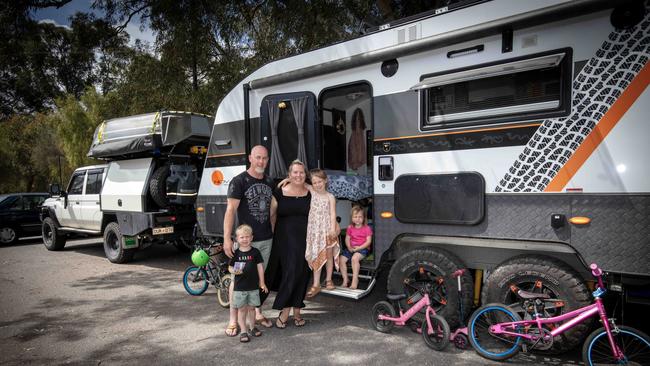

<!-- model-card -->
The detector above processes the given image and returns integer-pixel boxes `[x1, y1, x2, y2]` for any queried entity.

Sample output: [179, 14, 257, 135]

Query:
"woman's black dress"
[263, 189, 312, 310]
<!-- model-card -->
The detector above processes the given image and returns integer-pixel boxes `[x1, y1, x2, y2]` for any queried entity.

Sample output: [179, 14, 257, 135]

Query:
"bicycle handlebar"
[590, 263, 605, 289]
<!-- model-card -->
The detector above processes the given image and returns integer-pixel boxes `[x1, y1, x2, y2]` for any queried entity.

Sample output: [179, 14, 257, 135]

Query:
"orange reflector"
[569, 216, 591, 225]
[197, 207, 205, 212]
[211, 170, 224, 186]
[440, 299, 447, 305]
[419, 267, 425, 274]
[535, 280, 542, 288]
[380, 211, 393, 218]
[510, 285, 519, 293]
[555, 301, 565, 308]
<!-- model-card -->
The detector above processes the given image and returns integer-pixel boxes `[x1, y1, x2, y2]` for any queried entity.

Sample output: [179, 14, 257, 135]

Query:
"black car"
[0, 193, 49, 245]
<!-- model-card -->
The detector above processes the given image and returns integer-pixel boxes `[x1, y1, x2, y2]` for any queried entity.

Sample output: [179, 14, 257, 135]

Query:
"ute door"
[60, 170, 86, 228]
[198, 120, 247, 237]
[80, 168, 104, 231]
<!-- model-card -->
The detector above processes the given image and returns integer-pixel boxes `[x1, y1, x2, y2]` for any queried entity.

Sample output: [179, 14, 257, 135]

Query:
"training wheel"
[453, 333, 469, 349]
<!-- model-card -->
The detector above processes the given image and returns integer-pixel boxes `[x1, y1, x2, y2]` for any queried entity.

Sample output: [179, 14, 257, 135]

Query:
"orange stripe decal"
[206, 152, 246, 159]
[545, 62, 650, 192]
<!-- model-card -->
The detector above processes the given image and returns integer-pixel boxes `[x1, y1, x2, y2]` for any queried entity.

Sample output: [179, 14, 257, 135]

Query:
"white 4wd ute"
[41, 111, 211, 263]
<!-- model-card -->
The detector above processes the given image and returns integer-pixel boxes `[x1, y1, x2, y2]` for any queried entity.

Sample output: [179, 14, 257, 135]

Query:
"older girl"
[305, 169, 339, 298]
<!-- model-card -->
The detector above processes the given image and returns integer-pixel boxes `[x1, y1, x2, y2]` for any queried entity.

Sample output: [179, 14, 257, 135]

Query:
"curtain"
[291, 96, 308, 168]
[267, 99, 286, 178]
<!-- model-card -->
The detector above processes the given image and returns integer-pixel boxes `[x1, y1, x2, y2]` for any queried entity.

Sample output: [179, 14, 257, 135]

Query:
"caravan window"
[416, 50, 571, 129]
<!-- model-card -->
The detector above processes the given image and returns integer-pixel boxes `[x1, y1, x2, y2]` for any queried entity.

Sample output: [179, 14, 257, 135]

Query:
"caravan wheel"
[482, 255, 591, 353]
[387, 248, 473, 328]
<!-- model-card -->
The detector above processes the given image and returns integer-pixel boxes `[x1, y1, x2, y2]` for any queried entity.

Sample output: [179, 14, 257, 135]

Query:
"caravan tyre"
[387, 248, 473, 328]
[482, 255, 591, 354]
[103, 222, 135, 264]
[149, 165, 170, 208]
[42, 217, 66, 250]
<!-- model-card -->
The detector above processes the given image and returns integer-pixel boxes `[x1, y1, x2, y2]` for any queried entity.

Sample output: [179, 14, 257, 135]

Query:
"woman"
[264, 160, 312, 328]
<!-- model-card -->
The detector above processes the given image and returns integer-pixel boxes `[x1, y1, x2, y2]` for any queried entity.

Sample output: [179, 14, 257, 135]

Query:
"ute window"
[85, 170, 103, 195]
[414, 50, 571, 130]
[68, 172, 85, 195]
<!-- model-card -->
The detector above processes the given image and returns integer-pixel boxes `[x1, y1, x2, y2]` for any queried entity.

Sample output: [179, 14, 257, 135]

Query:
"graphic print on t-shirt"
[245, 183, 272, 223]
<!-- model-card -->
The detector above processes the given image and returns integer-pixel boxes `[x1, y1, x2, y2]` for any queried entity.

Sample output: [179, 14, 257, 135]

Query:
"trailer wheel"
[149, 165, 169, 208]
[103, 222, 135, 264]
[42, 217, 66, 250]
[387, 248, 473, 328]
[482, 255, 591, 354]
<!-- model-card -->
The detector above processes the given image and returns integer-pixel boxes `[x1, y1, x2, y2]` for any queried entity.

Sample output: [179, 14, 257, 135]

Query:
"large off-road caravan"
[197, 0, 649, 352]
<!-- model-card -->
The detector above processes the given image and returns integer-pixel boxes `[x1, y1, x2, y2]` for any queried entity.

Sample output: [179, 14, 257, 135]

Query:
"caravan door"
[197, 120, 247, 237]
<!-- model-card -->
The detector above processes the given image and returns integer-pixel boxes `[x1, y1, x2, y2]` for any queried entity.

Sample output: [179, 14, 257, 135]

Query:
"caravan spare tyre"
[149, 165, 170, 208]
[482, 255, 591, 353]
[387, 248, 473, 328]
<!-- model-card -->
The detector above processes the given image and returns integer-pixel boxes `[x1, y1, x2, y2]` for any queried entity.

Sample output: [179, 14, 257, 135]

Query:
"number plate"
[152, 226, 174, 235]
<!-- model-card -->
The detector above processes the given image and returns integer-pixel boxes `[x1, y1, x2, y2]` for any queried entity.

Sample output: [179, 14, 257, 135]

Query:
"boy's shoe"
[249, 327, 262, 337]
[239, 332, 250, 343]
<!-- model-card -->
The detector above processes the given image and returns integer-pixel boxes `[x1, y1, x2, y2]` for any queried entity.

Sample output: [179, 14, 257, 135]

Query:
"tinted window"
[68, 172, 85, 195]
[421, 50, 571, 130]
[85, 170, 103, 195]
[24, 195, 46, 210]
[8, 196, 24, 211]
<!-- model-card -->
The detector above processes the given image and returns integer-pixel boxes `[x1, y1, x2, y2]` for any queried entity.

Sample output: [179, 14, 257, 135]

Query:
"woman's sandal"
[276, 313, 288, 329]
[324, 280, 335, 290]
[293, 317, 306, 327]
[306, 286, 321, 298]
[249, 327, 262, 337]
[239, 332, 250, 343]
[225, 323, 239, 337]
[255, 315, 273, 328]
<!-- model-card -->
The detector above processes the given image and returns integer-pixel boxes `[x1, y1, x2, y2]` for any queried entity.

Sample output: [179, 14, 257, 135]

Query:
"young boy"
[229, 224, 268, 343]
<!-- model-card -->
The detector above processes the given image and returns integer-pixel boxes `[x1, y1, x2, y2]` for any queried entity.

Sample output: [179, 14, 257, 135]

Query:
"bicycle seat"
[517, 289, 551, 300]
[386, 293, 407, 301]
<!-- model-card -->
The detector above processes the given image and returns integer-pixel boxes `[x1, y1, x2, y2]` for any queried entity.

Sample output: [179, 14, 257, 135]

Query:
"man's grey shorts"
[251, 238, 272, 271]
[232, 290, 261, 309]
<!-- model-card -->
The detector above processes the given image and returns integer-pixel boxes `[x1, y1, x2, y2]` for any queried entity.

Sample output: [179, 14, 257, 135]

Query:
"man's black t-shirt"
[229, 247, 264, 291]
[227, 171, 274, 241]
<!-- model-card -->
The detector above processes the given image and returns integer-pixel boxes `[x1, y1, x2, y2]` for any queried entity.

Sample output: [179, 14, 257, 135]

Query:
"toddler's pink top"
[347, 225, 372, 247]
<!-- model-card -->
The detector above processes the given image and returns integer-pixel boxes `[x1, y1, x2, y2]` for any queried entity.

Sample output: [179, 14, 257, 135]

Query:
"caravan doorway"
[319, 82, 374, 263]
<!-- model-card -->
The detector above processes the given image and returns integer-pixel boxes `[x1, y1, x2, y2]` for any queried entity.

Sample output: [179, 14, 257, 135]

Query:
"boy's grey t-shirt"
[229, 248, 264, 291]
[227, 171, 274, 241]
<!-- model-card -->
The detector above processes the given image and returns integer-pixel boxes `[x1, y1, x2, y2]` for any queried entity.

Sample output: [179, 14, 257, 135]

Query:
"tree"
[0, 1, 129, 119]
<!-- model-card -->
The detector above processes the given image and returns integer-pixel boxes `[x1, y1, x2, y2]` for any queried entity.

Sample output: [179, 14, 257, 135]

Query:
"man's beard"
[254, 167, 265, 174]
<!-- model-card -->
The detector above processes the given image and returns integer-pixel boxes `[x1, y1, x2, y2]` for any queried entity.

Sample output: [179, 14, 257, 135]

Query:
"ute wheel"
[482, 255, 591, 354]
[149, 165, 170, 208]
[0, 226, 19, 245]
[103, 222, 135, 264]
[42, 217, 66, 250]
[387, 248, 473, 328]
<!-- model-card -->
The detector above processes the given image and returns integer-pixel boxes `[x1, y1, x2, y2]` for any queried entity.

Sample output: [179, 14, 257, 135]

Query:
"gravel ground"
[0, 237, 626, 366]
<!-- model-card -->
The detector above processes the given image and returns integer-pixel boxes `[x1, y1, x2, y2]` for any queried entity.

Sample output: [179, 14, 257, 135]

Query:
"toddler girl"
[340, 206, 372, 289]
[305, 169, 339, 297]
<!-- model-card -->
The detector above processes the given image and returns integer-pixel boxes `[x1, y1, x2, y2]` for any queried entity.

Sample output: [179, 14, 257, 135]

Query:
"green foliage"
[1, 0, 444, 193]
[0, 114, 64, 192]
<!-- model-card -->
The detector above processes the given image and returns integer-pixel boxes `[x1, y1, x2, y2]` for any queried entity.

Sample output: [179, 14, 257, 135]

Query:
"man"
[223, 145, 274, 336]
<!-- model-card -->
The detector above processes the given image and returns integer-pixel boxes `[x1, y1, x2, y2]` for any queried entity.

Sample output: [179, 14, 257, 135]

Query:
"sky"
[31, 0, 156, 46]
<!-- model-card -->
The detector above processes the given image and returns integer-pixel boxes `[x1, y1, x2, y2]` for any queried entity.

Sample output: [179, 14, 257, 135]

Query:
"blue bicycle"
[182, 238, 232, 307]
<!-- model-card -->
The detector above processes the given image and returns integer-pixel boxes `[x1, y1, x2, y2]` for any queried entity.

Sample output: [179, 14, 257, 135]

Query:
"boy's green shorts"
[232, 290, 260, 309]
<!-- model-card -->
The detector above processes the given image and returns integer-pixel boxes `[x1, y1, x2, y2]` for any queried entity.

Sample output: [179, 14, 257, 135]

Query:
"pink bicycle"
[371, 278, 451, 350]
[468, 263, 650, 365]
